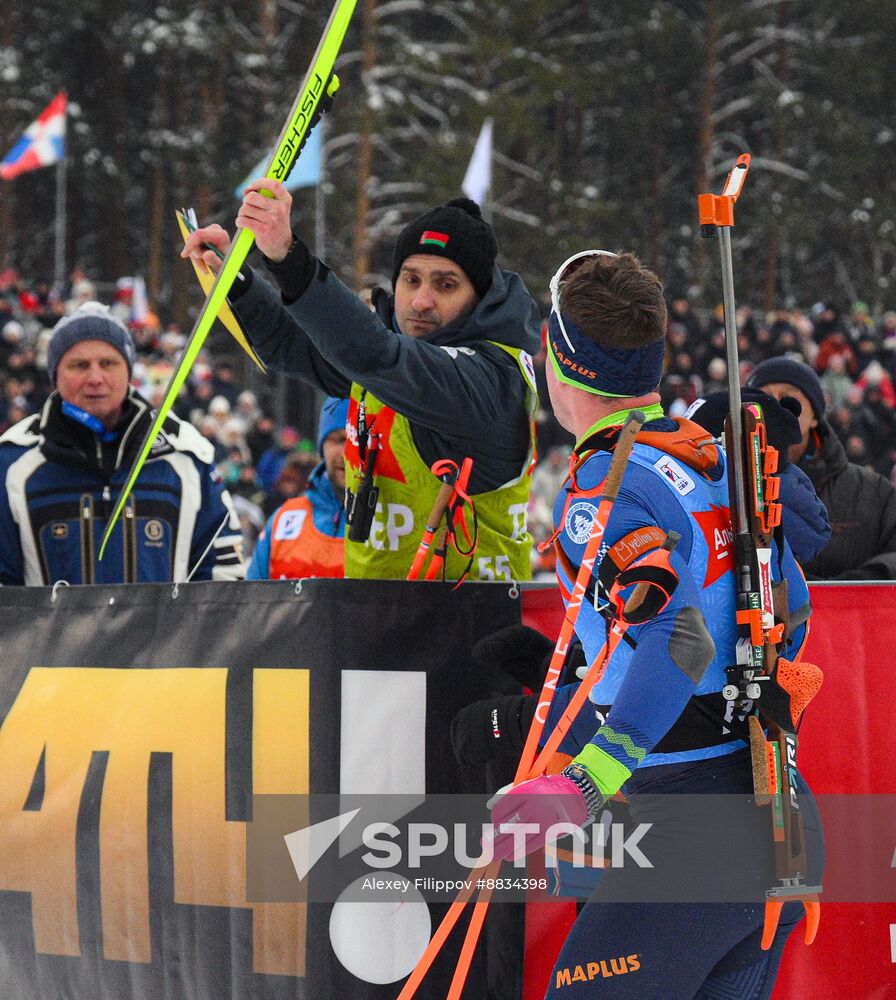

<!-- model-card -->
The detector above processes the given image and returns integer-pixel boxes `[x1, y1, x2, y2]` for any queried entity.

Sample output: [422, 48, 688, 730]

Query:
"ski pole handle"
[407, 478, 456, 580]
[598, 412, 642, 504]
[423, 525, 449, 581]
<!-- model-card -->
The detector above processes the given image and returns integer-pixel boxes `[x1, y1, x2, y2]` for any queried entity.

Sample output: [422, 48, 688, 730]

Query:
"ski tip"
[98, 525, 112, 561]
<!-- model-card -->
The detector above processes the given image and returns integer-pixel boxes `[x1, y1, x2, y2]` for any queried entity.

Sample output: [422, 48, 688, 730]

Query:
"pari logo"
[785, 735, 800, 811]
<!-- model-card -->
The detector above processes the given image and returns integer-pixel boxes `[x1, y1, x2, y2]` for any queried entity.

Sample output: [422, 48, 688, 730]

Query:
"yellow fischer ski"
[175, 208, 267, 373]
[99, 0, 356, 558]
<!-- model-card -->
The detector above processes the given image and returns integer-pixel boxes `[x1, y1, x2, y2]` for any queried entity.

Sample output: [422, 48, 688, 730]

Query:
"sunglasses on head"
[549, 249, 618, 353]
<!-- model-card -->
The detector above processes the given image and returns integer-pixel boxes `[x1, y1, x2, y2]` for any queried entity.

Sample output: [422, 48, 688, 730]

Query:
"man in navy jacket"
[0, 303, 244, 585]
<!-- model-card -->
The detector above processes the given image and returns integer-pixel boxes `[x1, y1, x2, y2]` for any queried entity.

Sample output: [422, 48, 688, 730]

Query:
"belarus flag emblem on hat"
[419, 230, 450, 248]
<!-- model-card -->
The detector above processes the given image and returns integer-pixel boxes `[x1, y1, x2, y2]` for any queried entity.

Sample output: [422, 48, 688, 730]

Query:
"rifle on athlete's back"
[698, 154, 822, 949]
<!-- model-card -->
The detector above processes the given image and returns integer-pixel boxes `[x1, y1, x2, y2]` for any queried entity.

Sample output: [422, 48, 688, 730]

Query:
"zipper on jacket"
[123, 497, 137, 584]
[80, 494, 95, 585]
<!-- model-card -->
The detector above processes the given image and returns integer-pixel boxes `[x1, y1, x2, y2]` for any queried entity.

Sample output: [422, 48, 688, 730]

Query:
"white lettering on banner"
[367, 504, 414, 552]
[508, 503, 528, 541]
[274, 509, 307, 541]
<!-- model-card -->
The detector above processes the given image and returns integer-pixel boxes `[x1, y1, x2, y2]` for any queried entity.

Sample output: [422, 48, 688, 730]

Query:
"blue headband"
[547, 311, 665, 397]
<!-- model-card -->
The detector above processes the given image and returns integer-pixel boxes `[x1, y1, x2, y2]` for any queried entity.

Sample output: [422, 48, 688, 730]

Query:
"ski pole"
[396, 410, 645, 1000]
[407, 460, 462, 580]
[423, 458, 474, 581]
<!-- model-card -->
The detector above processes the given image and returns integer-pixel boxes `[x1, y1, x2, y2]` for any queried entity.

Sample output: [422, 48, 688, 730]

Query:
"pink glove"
[487, 773, 588, 862]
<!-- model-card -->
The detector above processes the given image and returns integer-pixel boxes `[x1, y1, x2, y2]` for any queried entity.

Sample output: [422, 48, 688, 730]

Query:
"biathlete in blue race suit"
[485, 251, 826, 1000]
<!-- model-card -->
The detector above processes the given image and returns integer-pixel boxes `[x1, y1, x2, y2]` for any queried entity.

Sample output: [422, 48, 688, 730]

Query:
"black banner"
[0, 579, 523, 1000]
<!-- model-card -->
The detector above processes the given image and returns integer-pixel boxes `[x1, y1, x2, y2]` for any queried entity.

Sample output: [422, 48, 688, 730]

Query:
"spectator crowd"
[3, 264, 896, 575]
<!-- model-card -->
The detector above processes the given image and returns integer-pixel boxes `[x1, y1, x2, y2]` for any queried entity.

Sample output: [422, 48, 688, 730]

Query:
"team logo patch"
[274, 509, 307, 541]
[51, 523, 68, 539]
[565, 501, 598, 545]
[144, 519, 164, 542]
[653, 455, 696, 496]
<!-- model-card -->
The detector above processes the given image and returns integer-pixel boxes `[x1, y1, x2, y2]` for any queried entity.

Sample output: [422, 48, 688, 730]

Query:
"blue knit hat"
[317, 396, 349, 455]
[47, 302, 136, 385]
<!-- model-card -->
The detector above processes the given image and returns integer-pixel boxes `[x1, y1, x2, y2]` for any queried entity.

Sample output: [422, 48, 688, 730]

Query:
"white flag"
[462, 118, 493, 206]
[131, 276, 149, 326]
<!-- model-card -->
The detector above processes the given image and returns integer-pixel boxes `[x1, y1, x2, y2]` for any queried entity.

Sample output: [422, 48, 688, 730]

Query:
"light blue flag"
[234, 125, 323, 198]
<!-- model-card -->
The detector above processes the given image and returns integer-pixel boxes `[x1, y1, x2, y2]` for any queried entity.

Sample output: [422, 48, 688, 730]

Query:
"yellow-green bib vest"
[343, 345, 537, 581]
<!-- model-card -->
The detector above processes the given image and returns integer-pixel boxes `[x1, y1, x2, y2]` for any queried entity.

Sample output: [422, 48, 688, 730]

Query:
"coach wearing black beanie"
[390, 197, 498, 300]
[184, 182, 541, 582]
[747, 356, 896, 579]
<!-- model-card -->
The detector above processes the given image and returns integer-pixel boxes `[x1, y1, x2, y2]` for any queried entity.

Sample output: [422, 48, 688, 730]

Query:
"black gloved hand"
[471, 624, 554, 691]
[450, 694, 537, 765]
[688, 388, 802, 470]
